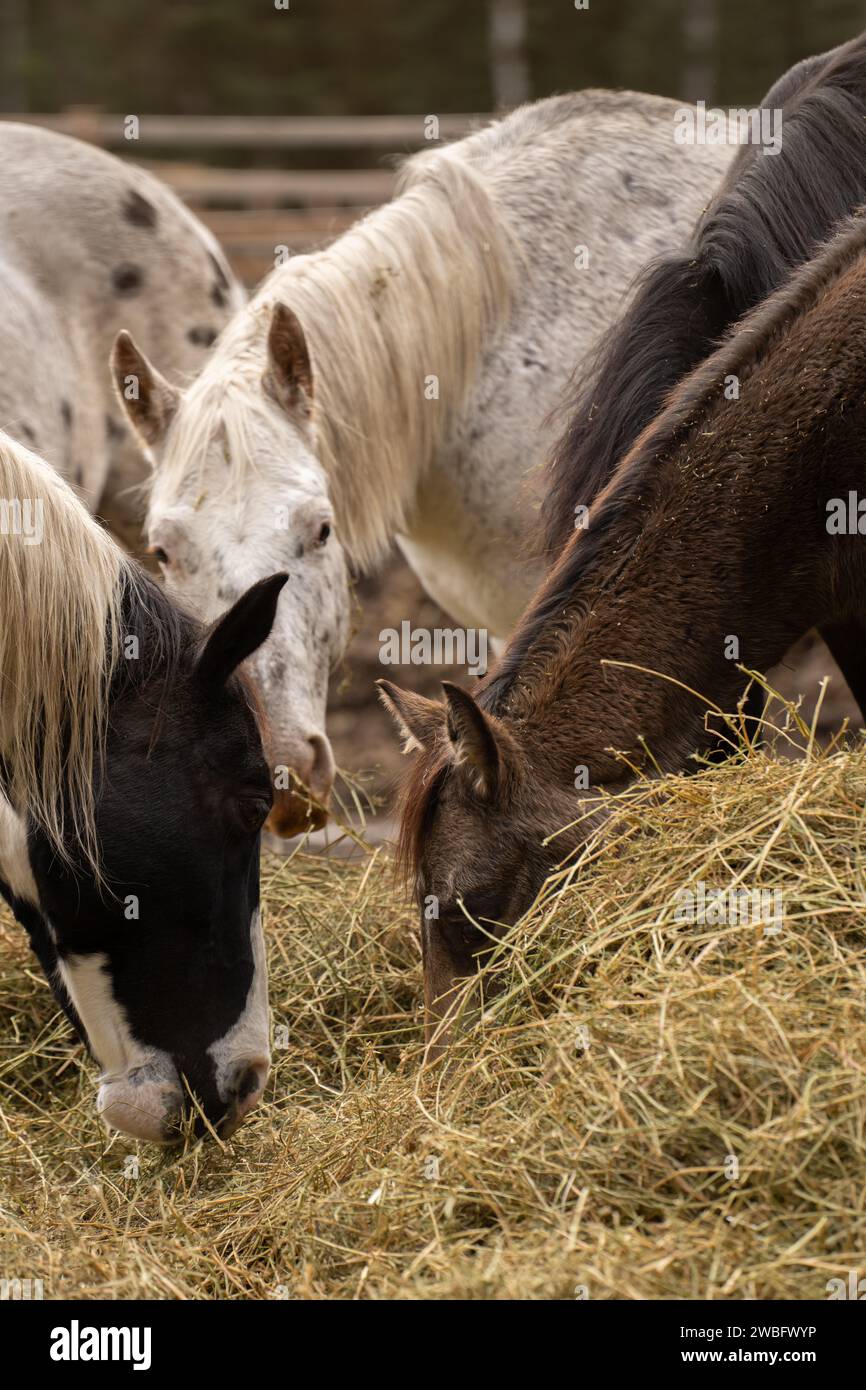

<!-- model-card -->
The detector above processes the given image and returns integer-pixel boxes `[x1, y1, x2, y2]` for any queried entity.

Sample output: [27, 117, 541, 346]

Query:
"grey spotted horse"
[0, 121, 244, 547]
[111, 91, 734, 836]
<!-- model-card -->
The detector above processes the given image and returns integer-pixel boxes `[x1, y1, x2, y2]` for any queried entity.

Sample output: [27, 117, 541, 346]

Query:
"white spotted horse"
[111, 91, 734, 836]
[0, 430, 285, 1141]
[0, 121, 244, 548]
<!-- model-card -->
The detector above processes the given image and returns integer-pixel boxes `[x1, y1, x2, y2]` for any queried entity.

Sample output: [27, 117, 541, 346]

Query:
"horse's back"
[450, 90, 735, 331]
[400, 92, 735, 635]
[0, 123, 245, 531]
[441, 89, 735, 215]
[422, 90, 736, 418]
[0, 123, 241, 324]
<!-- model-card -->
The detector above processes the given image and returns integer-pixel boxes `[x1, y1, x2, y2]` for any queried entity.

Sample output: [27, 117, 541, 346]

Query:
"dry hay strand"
[2, 735, 866, 1299]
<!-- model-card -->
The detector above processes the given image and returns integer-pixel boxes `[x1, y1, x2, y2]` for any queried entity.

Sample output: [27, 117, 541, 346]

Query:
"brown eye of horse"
[316, 523, 331, 547]
[148, 545, 169, 566]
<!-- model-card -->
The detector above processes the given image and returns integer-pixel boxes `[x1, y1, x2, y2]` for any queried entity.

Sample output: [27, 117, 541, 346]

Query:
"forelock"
[396, 746, 450, 886]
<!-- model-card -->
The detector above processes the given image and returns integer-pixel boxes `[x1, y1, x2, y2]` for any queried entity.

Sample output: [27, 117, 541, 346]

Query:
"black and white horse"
[0, 430, 285, 1142]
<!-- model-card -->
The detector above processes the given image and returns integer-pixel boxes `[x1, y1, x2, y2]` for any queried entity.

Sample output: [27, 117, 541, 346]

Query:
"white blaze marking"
[56, 951, 154, 1078]
[56, 951, 183, 1141]
[207, 907, 270, 1102]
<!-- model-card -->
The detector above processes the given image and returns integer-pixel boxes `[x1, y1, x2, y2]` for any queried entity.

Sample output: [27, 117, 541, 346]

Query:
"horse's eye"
[316, 522, 331, 547]
[459, 893, 500, 925]
[148, 544, 169, 567]
[462, 923, 485, 949]
[241, 798, 271, 831]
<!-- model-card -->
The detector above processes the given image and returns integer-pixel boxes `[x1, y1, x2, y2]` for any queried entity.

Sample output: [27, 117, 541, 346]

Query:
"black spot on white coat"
[112, 264, 144, 297]
[188, 325, 218, 348]
[124, 191, 158, 230]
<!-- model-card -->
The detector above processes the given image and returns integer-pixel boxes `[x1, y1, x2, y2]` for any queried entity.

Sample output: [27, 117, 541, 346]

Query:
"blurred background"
[0, 0, 861, 821]
[1, 0, 862, 117]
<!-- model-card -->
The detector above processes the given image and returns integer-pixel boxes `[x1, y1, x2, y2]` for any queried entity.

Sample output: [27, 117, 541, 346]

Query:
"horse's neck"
[0, 790, 38, 906]
[516, 420, 853, 785]
[508, 230, 866, 782]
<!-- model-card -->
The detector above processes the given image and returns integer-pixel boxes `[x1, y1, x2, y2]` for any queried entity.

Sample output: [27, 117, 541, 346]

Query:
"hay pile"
[2, 741, 866, 1300]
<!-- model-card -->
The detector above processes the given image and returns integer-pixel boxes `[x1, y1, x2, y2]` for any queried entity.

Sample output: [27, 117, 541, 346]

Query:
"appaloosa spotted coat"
[0, 122, 244, 543]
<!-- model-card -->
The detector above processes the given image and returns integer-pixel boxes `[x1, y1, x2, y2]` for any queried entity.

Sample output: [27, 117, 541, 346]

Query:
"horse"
[0, 430, 287, 1141]
[0, 122, 243, 546]
[381, 206, 866, 1047]
[109, 91, 734, 836]
[541, 32, 866, 723]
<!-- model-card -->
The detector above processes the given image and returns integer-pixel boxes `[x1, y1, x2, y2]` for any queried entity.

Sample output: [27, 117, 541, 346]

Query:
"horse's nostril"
[231, 1054, 269, 1105]
[237, 1063, 264, 1103]
[218, 1057, 268, 1138]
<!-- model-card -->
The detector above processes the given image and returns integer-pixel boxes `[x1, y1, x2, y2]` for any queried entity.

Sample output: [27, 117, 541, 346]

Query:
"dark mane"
[542, 31, 866, 559]
[109, 566, 193, 705]
[482, 208, 866, 715]
[398, 38, 866, 874]
[110, 566, 266, 737]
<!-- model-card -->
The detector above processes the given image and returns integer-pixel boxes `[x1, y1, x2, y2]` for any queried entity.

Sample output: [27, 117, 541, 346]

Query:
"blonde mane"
[0, 431, 129, 873]
[158, 148, 517, 570]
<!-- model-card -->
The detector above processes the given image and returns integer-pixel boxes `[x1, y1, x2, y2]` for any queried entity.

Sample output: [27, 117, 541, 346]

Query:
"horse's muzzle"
[97, 1056, 185, 1144]
[98, 1053, 269, 1143]
[265, 785, 329, 837]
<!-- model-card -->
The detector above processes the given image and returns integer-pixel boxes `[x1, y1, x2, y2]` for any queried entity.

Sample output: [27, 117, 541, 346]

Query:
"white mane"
[0, 430, 130, 872]
[157, 145, 518, 570]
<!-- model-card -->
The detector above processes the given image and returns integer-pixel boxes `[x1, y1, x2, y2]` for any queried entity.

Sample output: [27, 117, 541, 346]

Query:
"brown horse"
[381, 208, 866, 1046]
[542, 30, 866, 725]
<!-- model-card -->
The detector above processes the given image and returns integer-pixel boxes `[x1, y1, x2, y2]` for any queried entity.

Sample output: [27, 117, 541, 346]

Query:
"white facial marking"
[207, 907, 270, 1104]
[96, 1059, 184, 1144]
[56, 950, 183, 1142]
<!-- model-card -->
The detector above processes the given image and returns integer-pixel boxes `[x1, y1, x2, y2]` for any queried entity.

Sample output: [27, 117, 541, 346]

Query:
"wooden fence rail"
[0, 109, 485, 286]
[0, 109, 481, 149]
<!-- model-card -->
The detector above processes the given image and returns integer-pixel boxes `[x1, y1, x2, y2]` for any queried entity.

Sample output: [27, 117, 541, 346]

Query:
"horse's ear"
[111, 331, 180, 449]
[263, 302, 313, 417]
[441, 681, 502, 797]
[377, 680, 444, 753]
[195, 573, 288, 690]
